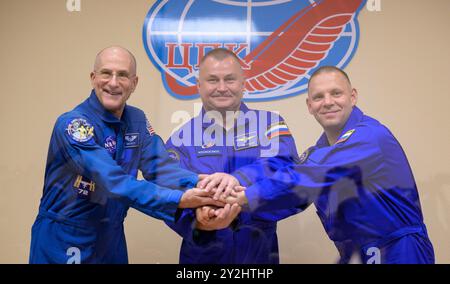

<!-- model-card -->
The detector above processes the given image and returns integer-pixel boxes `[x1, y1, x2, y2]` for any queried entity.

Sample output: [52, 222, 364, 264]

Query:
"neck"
[111, 108, 123, 120]
[204, 105, 240, 130]
[324, 128, 342, 146]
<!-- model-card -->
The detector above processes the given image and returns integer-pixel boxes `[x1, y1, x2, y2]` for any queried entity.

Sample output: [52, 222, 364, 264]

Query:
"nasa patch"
[104, 136, 117, 154]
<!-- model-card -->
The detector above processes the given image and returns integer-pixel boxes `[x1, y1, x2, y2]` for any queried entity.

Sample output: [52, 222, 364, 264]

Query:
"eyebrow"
[99, 68, 131, 74]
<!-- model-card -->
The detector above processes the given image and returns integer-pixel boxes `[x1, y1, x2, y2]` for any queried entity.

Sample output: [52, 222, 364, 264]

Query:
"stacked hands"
[179, 173, 248, 231]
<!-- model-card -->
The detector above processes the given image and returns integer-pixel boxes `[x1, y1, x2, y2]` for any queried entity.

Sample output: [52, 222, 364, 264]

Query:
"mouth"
[321, 110, 340, 115]
[211, 94, 232, 98]
[103, 89, 122, 96]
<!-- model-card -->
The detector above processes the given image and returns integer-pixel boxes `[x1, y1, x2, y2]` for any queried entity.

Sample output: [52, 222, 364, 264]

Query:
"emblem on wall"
[143, 0, 366, 101]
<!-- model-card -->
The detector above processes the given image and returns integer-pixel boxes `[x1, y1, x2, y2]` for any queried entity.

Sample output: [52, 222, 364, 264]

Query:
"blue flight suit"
[244, 107, 434, 264]
[30, 90, 198, 264]
[165, 103, 302, 264]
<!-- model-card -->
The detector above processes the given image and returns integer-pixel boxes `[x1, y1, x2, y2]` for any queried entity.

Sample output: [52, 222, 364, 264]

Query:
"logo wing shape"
[244, 0, 363, 93]
[164, 0, 363, 97]
[125, 135, 137, 142]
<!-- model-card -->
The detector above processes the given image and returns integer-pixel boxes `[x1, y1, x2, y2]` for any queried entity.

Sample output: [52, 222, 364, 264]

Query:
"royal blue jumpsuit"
[165, 103, 302, 264]
[29, 91, 198, 264]
[242, 107, 435, 264]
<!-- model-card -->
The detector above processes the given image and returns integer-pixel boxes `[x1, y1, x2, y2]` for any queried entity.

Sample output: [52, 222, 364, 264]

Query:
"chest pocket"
[189, 145, 223, 173]
[233, 131, 259, 151]
[116, 133, 141, 173]
[307, 147, 335, 165]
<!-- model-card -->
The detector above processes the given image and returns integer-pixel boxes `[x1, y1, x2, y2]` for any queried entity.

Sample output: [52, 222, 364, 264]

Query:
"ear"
[130, 76, 139, 93]
[90, 72, 96, 88]
[351, 88, 358, 106]
[306, 97, 313, 114]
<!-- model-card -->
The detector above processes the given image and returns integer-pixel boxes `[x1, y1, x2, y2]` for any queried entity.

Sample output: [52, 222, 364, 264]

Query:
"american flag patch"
[265, 121, 291, 139]
[146, 119, 156, 136]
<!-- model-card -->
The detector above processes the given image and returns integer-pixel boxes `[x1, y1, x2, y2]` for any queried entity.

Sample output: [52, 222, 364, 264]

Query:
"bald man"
[29, 46, 223, 264]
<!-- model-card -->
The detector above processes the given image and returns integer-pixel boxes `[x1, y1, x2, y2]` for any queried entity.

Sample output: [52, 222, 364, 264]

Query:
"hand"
[195, 203, 241, 231]
[230, 186, 246, 196]
[195, 205, 218, 225]
[223, 191, 248, 207]
[178, 188, 225, 209]
[197, 173, 240, 200]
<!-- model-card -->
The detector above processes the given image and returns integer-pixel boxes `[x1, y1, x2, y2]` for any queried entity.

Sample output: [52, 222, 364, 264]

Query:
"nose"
[323, 94, 334, 107]
[107, 75, 119, 87]
[217, 80, 227, 93]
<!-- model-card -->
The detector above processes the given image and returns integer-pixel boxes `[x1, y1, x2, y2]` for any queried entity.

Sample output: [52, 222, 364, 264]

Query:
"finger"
[217, 204, 230, 219]
[205, 177, 221, 193]
[196, 196, 226, 208]
[192, 188, 213, 197]
[207, 208, 216, 218]
[230, 203, 242, 217]
[214, 180, 228, 200]
[234, 186, 246, 192]
[222, 183, 235, 200]
[197, 176, 210, 189]
[214, 208, 223, 217]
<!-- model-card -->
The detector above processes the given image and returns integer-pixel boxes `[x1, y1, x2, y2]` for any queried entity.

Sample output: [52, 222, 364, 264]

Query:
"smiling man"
[165, 48, 301, 264]
[29, 46, 223, 264]
[226, 66, 435, 264]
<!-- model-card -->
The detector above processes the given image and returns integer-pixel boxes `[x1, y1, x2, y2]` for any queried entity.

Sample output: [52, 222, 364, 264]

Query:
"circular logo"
[143, 0, 366, 101]
[104, 136, 117, 154]
[66, 118, 94, 143]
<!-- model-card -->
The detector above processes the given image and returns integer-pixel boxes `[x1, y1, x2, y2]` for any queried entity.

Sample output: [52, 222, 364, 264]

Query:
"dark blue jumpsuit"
[30, 91, 198, 263]
[165, 104, 302, 263]
[243, 107, 434, 264]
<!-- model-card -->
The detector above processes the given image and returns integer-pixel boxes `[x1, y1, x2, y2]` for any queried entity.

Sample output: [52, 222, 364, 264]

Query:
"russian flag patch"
[265, 121, 291, 140]
[335, 129, 355, 145]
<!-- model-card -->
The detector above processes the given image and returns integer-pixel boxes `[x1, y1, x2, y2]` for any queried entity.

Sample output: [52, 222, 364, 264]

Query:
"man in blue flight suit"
[29, 46, 222, 264]
[226, 66, 435, 264]
[165, 48, 301, 264]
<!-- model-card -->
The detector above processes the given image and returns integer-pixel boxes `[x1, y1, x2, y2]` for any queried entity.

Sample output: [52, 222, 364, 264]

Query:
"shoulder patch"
[66, 118, 94, 143]
[265, 121, 291, 140]
[335, 129, 355, 145]
[297, 148, 312, 164]
[167, 149, 180, 161]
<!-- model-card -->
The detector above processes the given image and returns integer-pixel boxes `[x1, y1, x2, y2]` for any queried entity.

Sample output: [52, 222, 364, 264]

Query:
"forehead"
[96, 50, 133, 71]
[308, 71, 350, 92]
[199, 56, 242, 76]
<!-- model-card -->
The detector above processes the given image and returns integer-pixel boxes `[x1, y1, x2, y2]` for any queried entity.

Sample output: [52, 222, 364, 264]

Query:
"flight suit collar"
[316, 106, 364, 148]
[87, 89, 127, 125]
[199, 103, 251, 130]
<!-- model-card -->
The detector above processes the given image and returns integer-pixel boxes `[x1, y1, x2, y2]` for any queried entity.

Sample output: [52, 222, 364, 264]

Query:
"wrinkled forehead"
[199, 56, 243, 76]
[94, 48, 136, 73]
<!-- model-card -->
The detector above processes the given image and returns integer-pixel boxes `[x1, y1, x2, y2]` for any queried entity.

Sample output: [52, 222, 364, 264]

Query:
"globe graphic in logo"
[143, 0, 366, 101]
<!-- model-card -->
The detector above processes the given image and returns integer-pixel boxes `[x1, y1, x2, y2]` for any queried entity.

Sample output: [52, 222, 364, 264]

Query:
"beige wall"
[1, 0, 449, 263]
